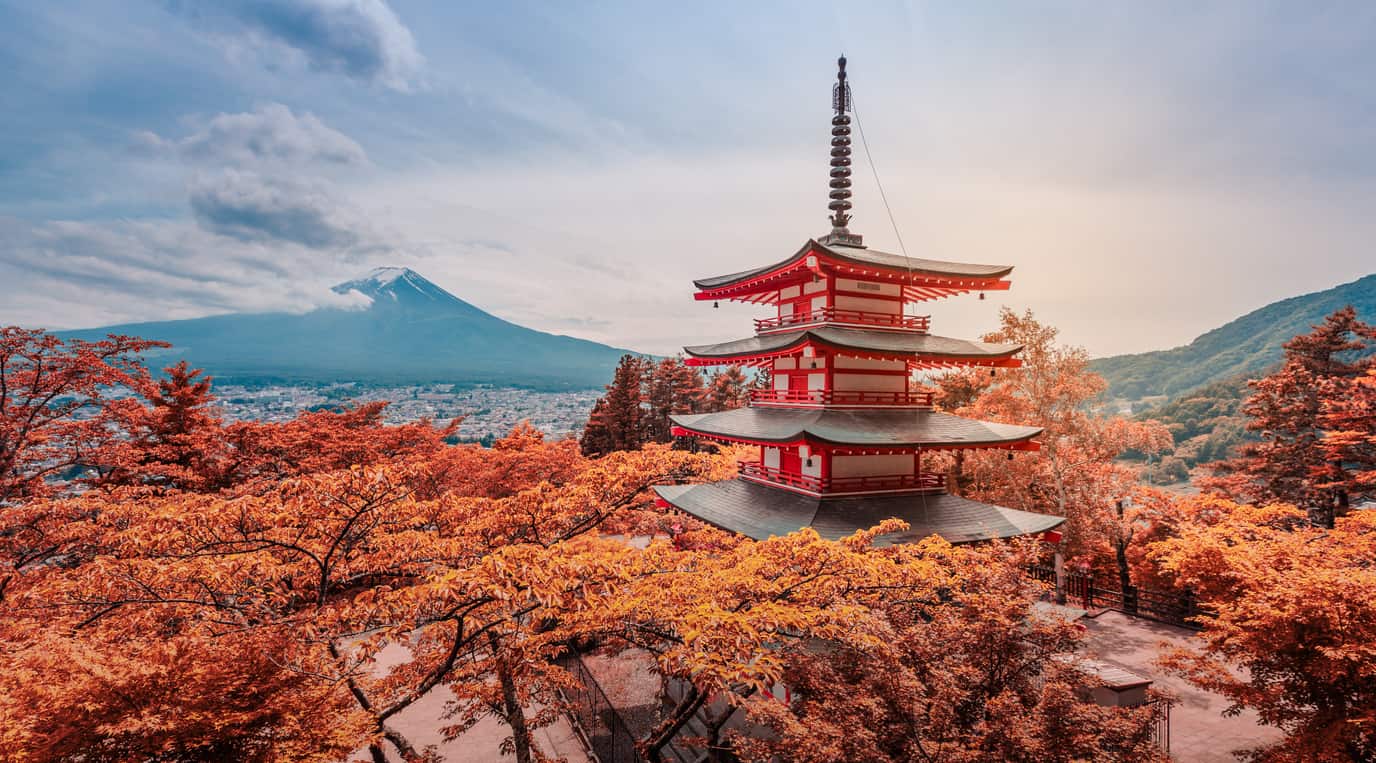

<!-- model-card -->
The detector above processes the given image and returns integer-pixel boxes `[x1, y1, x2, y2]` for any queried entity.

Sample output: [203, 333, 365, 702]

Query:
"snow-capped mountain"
[58, 268, 634, 389]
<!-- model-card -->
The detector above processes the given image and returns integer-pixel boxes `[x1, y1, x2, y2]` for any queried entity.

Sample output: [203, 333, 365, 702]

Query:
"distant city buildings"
[214, 383, 598, 441]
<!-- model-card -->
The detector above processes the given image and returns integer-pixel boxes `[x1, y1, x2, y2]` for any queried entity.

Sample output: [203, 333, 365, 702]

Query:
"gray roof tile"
[655, 478, 1064, 544]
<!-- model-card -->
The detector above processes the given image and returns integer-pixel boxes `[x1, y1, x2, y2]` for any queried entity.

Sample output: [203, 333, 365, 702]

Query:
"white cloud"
[0, 215, 373, 330]
[188, 169, 361, 249]
[167, 103, 367, 167]
[169, 0, 424, 91]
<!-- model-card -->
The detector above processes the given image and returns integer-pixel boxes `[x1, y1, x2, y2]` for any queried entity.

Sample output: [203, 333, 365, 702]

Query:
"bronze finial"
[823, 55, 862, 247]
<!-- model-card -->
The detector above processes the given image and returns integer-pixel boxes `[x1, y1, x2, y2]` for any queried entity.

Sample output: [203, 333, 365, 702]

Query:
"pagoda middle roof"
[683, 326, 1022, 363]
[670, 407, 1042, 447]
[694, 239, 1014, 291]
[655, 478, 1064, 545]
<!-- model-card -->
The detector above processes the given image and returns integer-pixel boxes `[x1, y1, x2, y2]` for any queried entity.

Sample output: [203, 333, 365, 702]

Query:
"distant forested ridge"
[1091, 273, 1376, 400]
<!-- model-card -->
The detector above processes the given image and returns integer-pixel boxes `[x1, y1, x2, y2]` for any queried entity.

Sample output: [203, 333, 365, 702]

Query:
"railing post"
[1053, 551, 1066, 605]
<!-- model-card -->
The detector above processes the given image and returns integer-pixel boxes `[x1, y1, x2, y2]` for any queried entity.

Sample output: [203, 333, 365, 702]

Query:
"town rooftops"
[655, 478, 1064, 544]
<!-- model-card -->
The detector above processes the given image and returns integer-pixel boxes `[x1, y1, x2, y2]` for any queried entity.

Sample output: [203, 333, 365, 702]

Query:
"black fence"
[1028, 565, 1207, 630]
[556, 650, 646, 763]
[1147, 698, 1171, 754]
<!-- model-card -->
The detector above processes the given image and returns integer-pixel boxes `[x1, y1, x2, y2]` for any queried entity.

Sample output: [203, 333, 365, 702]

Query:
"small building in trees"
[655, 57, 1064, 545]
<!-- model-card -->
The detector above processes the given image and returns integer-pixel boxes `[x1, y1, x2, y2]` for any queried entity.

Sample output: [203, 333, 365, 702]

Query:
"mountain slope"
[1090, 273, 1376, 400]
[59, 267, 635, 389]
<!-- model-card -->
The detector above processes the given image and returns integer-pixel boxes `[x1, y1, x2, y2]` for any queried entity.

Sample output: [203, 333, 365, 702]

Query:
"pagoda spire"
[822, 56, 863, 247]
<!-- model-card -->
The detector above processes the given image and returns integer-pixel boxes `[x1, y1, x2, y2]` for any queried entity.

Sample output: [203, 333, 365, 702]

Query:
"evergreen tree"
[580, 355, 650, 456]
[706, 366, 752, 412]
[1204, 307, 1376, 520]
[644, 357, 705, 443]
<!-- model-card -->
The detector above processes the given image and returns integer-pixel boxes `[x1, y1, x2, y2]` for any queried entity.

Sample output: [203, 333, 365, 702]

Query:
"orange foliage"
[0, 328, 166, 504]
[1149, 497, 1376, 760]
[0, 327, 1185, 761]
[935, 309, 1171, 564]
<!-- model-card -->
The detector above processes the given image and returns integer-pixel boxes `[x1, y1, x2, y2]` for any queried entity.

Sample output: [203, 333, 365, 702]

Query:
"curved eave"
[669, 407, 1043, 449]
[655, 479, 1065, 545]
[682, 328, 1023, 368]
[693, 239, 1014, 303]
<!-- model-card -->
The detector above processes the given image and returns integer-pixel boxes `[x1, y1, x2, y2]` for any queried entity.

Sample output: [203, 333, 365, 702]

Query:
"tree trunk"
[644, 682, 709, 763]
[489, 633, 534, 763]
[1115, 500, 1136, 613]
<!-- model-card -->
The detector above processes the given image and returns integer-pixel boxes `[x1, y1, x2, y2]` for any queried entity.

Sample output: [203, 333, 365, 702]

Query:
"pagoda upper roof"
[670, 407, 1042, 448]
[683, 326, 1022, 366]
[655, 478, 1063, 545]
[694, 239, 1014, 292]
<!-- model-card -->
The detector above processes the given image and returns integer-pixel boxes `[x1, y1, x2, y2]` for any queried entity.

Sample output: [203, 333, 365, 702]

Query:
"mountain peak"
[330, 266, 485, 316]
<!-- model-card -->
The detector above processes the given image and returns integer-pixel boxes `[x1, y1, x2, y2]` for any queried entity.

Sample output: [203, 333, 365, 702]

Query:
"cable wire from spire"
[849, 94, 909, 260]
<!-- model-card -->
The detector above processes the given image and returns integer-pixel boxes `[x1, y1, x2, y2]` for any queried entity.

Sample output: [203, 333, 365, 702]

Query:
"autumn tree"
[933, 309, 1171, 566]
[1149, 497, 1376, 760]
[94, 361, 226, 490]
[737, 539, 1167, 763]
[1203, 307, 1376, 522]
[0, 328, 166, 504]
[579, 527, 1165, 763]
[0, 431, 730, 762]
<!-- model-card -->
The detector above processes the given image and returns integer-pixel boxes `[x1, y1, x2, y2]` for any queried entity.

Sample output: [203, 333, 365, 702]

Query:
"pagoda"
[654, 57, 1064, 546]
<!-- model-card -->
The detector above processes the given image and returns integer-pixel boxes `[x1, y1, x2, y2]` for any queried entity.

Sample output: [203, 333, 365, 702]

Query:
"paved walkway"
[351, 642, 591, 763]
[1078, 611, 1282, 762]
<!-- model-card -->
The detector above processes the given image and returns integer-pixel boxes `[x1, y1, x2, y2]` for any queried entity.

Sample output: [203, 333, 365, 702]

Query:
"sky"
[2, 1, 1374, 358]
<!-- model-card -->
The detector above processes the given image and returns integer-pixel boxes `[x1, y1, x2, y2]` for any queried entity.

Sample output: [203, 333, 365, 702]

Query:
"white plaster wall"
[834, 373, 905, 392]
[832, 454, 914, 478]
[834, 356, 905, 371]
[763, 447, 780, 470]
[836, 278, 901, 297]
[835, 294, 901, 314]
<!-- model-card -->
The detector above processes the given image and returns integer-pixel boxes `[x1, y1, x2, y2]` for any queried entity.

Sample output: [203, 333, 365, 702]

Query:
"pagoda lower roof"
[670, 407, 1042, 448]
[655, 478, 1064, 545]
[694, 239, 1013, 292]
[683, 326, 1022, 366]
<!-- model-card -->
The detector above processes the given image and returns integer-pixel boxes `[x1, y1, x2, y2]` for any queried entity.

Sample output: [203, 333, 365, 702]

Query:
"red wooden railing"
[749, 388, 934, 407]
[755, 307, 931, 333]
[738, 462, 947, 494]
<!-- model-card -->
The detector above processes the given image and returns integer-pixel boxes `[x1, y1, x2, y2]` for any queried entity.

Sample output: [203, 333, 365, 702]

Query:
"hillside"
[1091, 273, 1376, 399]
[59, 267, 635, 390]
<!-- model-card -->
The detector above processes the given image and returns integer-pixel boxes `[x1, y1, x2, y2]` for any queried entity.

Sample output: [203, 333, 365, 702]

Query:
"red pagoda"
[654, 57, 1064, 546]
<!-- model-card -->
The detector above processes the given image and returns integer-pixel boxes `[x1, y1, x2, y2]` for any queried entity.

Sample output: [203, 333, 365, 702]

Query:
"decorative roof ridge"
[682, 327, 1024, 360]
[692, 238, 1014, 292]
[669, 407, 1044, 448]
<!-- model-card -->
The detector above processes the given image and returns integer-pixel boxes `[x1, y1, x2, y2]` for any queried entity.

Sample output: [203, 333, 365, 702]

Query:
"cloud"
[153, 103, 367, 167]
[169, 0, 423, 90]
[0, 215, 373, 330]
[189, 170, 359, 249]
